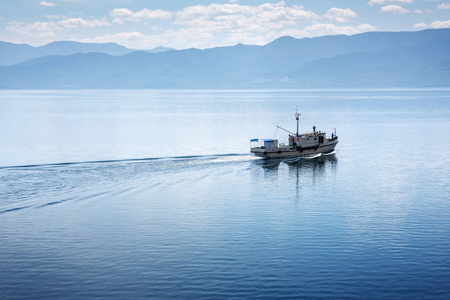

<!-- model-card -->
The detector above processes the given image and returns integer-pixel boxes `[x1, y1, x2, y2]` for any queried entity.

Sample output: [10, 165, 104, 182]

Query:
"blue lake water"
[1, 89, 449, 299]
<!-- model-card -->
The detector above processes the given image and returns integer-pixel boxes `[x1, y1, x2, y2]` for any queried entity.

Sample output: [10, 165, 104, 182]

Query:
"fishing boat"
[250, 112, 338, 158]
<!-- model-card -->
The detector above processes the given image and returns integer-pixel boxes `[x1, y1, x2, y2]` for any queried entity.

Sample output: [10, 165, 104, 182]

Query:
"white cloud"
[158, 28, 215, 49]
[111, 8, 173, 24]
[413, 20, 450, 29]
[133, 9, 173, 20]
[5, 21, 56, 38]
[5, 2, 321, 49]
[5, 17, 110, 38]
[88, 2, 376, 49]
[78, 31, 144, 43]
[429, 20, 450, 28]
[357, 23, 378, 31]
[304, 22, 376, 37]
[110, 8, 133, 17]
[368, 0, 414, 6]
[437, 3, 450, 9]
[86, 27, 216, 49]
[40, 1, 55, 7]
[6, 21, 51, 34]
[223, 32, 268, 45]
[81, 1, 328, 50]
[58, 17, 110, 29]
[414, 22, 428, 28]
[176, 2, 317, 23]
[174, 1, 318, 37]
[112, 32, 144, 40]
[323, 8, 358, 23]
[176, 3, 252, 20]
[381, 5, 411, 13]
[76, 31, 170, 49]
[2, 2, 388, 50]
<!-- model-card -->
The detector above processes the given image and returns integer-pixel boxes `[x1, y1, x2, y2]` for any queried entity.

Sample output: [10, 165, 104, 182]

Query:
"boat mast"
[295, 112, 301, 136]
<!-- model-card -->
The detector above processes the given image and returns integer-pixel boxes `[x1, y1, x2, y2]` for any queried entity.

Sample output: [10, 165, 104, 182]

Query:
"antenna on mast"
[295, 111, 301, 136]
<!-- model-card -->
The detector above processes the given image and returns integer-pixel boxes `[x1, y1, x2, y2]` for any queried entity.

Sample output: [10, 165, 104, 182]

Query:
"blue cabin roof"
[250, 139, 274, 142]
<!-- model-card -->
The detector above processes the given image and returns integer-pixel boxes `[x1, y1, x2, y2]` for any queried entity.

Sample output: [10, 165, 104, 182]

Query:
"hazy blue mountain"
[0, 41, 135, 66]
[146, 46, 176, 53]
[273, 38, 450, 88]
[0, 29, 449, 89]
[36, 41, 133, 57]
[0, 41, 36, 66]
[255, 28, 450, 76]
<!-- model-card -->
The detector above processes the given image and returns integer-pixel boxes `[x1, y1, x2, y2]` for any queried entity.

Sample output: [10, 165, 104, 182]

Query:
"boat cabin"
[288, 132, 326, 148]
[250, 139, 279, 149]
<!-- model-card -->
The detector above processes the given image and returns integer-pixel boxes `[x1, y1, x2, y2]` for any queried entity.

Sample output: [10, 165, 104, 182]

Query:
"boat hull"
[251, 141, 338, 158]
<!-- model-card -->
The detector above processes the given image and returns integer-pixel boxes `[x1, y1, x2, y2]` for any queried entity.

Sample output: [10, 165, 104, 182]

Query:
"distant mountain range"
[0, 29, 449, 89]
[0, 41, 174, 66]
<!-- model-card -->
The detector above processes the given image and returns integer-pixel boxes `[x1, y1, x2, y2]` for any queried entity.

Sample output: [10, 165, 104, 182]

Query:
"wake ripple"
[0, 153, 252, 170]
[0, 153, 258, 214]
[0, 152, 337, 215]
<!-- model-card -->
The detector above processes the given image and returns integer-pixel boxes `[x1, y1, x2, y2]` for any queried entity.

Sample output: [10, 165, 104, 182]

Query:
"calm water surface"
[1, 90, 449, 299]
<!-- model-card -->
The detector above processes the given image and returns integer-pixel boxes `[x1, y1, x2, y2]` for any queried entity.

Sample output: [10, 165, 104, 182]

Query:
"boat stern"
[250, 139, 278, 156]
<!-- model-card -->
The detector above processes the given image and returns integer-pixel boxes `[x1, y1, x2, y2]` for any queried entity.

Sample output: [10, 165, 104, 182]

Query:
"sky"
[1, 0, 449, 50]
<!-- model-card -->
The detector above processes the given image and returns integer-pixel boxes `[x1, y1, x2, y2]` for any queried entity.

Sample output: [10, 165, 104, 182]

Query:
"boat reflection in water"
[252, 151, 337, 171]
[251, 152, 338, 198]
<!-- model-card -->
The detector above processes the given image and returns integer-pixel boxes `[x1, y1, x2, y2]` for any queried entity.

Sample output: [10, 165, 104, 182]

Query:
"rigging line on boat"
[276, 125, 295, 135]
